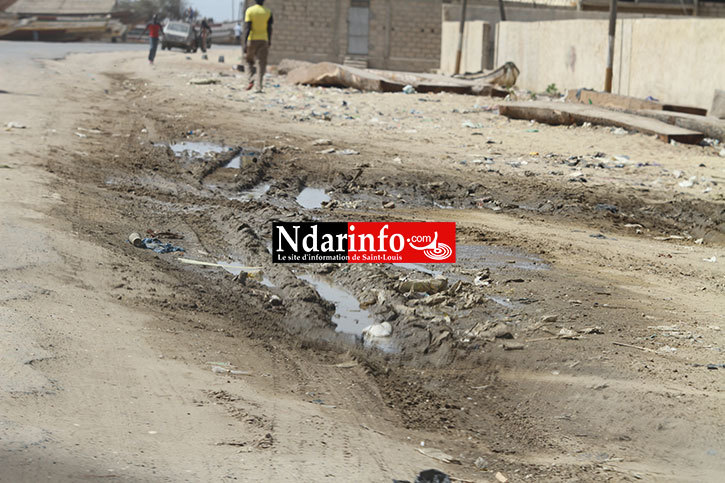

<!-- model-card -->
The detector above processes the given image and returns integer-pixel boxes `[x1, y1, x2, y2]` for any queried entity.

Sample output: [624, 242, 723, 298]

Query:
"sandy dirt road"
[0, 43, 723, 482]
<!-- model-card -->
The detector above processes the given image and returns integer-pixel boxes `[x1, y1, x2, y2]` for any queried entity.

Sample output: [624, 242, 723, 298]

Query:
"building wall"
[440, 21, 492, 74]
[263, 0, 442, 72]
[495, 18, 725, 109]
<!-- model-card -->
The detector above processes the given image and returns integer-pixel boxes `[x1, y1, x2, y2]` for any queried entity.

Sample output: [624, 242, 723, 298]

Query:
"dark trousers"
[149, 37, 159, 62]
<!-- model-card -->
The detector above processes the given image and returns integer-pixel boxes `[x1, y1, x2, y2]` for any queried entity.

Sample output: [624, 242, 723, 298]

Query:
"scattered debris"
[417, 447, 461, 465]
[311, 138, 332, 146]
[5, 121, 26, 130]
[189, 78, 220, 85]
[286, 61, 508, 96]
[498, 101, 705, 144]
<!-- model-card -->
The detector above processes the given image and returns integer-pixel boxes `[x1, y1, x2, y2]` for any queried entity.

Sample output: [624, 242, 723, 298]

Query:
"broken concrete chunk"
[398, 277, 448, 294]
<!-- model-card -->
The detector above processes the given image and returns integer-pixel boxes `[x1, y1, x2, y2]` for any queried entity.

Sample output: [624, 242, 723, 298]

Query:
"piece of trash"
[417, 447, 461, 465]
[462, 120, 483, 129]
[611, 127, 628, 135]
[362, 322, 392, 338]
[319, 148, 336, 154]
[558, 328, 579, 339]
[703, 256, 717, 263]
[128, 232, 144, 248]
[657, 345, 677, 354]
[336, 149, 359, 155]
[5, 121, 26, 130]
[719, 148, 725, 157]
[311, 138, 332, 146]
[495, 472, 509, 483]
[525, 128, 538, 132]
[678, 176, 697, 188]
[133, 237, 184, 254]
[503, 342, 524, 350]
[218, 55, 225, 63]
[201, 54, 208, 60]
[474, 456, 489, 469]
[334, 361, 358, 368]
[410, 469, 451, 483]
[189, 78, 220, 85]
[402, 84, 416, 94]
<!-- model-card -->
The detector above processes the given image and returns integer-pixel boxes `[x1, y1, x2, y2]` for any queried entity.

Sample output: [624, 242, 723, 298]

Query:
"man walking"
[243, 0, 273, 93]
[144, 14, 164, 65]
[234, 22, 242, 45]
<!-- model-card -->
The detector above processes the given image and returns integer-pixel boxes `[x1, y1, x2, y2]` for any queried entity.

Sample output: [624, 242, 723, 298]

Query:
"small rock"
[399, 278, 448, 294]
[232, 272, 248, 284]
[311, 138, 332, 146]
[474, 456, 489, 469]
[542, 314, 558, 323]
[268, 295, 282, 306]
[383, 201, 396, 209]
[218, 55, 225, 63]
[362, 322, 392, 338]
[402, 84, 416, 94]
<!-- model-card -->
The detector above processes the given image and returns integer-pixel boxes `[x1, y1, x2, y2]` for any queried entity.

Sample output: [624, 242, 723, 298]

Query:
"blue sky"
[189, 0, 243, 23]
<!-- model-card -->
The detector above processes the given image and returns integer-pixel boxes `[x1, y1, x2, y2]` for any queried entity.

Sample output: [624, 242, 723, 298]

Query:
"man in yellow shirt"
[243, 0, 273, 93]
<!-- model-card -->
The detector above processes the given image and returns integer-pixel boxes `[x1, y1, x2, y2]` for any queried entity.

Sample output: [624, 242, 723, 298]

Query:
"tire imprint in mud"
[40, 71, 724, 480]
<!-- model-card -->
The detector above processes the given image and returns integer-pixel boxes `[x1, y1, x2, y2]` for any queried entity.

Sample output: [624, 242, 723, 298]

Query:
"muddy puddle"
[456, 244, 548, 271]
[298, 274, 396, 353]
[224, 149, 260, 169]
[167, 141, 229, 158]
[296, 188, 330, 209]
[230, 182, 271, 202]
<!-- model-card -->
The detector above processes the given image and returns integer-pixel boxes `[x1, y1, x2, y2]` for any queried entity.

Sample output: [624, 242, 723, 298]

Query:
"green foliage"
[117, 0, 188, 22]
[545, 83, 559, 96]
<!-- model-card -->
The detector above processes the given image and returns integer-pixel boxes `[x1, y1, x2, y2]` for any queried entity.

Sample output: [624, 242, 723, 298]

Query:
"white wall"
[495, 18, 725, 109]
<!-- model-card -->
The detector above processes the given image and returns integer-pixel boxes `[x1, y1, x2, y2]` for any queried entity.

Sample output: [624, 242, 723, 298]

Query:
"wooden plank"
[566, 89, 707, 117]
[287, 62, 507, 97]
[498, 101, 705, 144]
[634, 109, 725, 142]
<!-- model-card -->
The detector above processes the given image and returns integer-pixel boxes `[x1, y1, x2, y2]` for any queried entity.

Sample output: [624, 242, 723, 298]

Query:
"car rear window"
[166, 23, 189, 34]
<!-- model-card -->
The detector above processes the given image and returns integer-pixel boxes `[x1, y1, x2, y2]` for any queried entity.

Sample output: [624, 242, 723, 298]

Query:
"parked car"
[162, 21, 203, 52]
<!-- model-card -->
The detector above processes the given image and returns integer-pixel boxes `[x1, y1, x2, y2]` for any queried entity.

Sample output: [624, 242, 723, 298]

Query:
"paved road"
[0, 40, 147, 66]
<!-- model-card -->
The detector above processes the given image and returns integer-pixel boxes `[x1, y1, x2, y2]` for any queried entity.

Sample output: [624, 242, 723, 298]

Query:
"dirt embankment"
[2, 47, 723, 482]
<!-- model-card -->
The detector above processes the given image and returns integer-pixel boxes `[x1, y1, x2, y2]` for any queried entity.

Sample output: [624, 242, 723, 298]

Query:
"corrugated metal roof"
[6, 0, 116, 15]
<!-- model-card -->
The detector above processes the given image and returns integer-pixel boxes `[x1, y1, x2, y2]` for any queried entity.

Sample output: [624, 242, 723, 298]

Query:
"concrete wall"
[440, 21, 492, 74]
[495, 18, 725, 109]
[265, 0, 442, 72]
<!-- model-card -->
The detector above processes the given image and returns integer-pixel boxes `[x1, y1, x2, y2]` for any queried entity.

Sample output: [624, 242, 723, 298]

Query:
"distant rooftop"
[5, 0, 117, 15]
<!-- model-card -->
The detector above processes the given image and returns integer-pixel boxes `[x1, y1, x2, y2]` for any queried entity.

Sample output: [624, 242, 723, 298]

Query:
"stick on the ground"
[612, 341, 655, 353]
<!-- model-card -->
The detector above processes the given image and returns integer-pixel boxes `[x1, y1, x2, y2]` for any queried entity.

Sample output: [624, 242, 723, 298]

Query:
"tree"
[117, 0, 188, 22]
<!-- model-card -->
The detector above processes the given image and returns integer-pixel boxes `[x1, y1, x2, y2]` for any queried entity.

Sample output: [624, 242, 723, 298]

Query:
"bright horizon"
[188, 0, 245, 23]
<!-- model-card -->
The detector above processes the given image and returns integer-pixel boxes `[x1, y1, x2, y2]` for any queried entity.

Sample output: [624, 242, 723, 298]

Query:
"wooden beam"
[633, 109, 725, 141]
[498, 101, 705, 144]
[566, 89, 707, 116]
